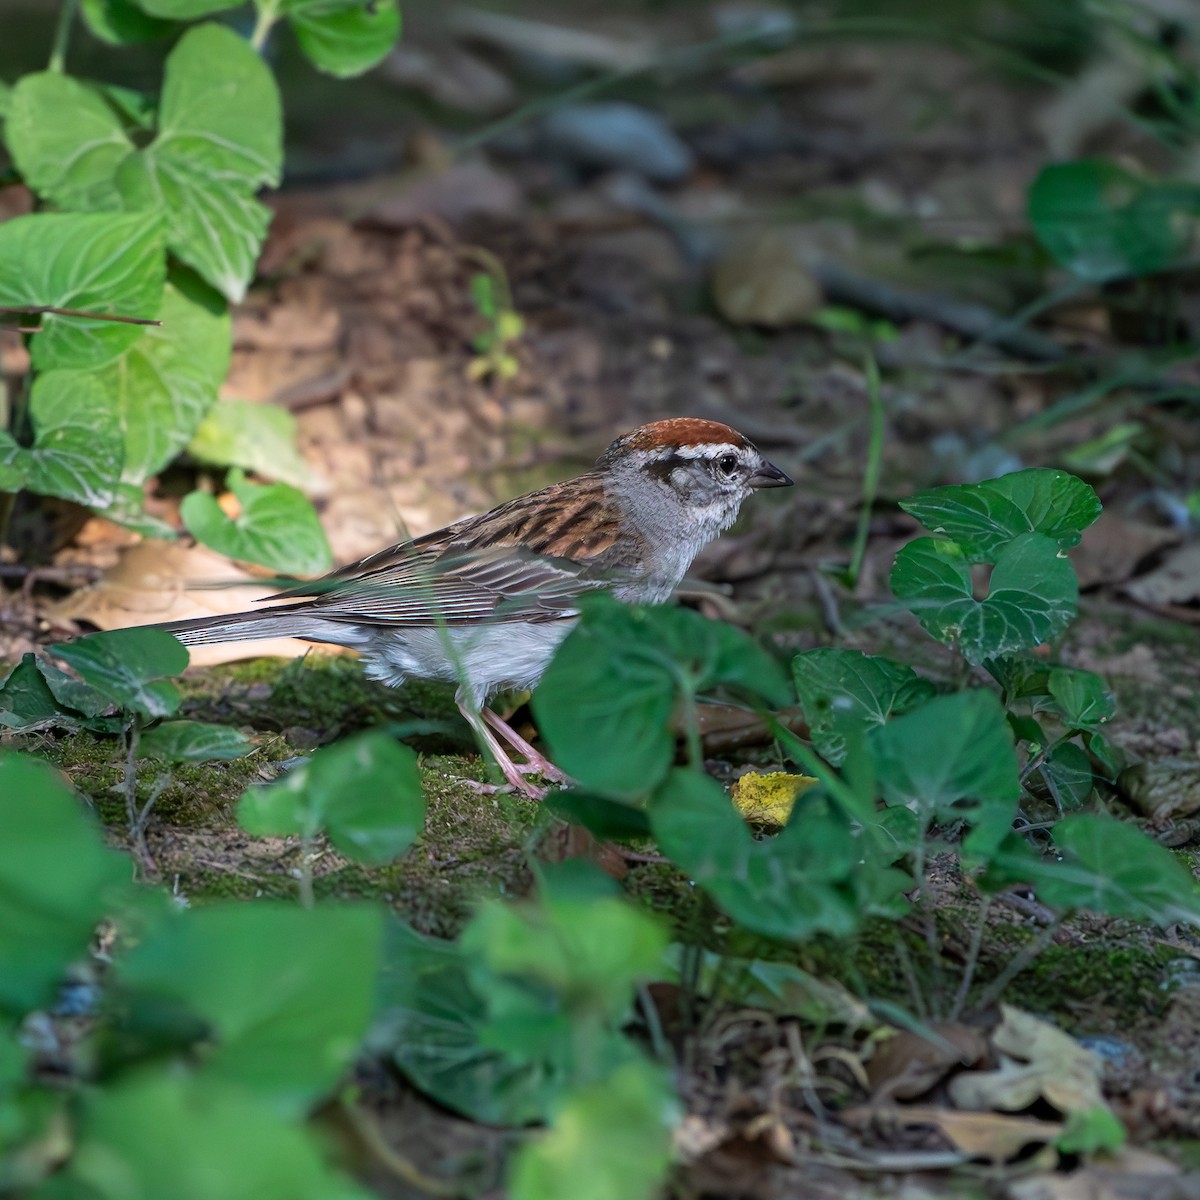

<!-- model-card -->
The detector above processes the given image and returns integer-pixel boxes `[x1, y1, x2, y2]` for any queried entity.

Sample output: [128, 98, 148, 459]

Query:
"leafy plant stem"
[48, 0, 78, 73]
[949, 893, 991, 1021]
[250, 1, 280, 52]
[122, 721, 156, 878]
[892, 935, 928, 1020]
[298, 832, 315, 909]
[638, 984, 669, 1063]
[845, 352, 885, 590]
[910, 819, 946, 1010]
[970, 915, 1065, 1016]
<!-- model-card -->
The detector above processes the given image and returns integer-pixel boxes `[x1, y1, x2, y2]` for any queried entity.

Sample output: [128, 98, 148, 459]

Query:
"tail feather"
[149, 606, 365, 649]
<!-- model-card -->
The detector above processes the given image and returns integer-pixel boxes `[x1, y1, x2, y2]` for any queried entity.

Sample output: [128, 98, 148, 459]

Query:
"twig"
[844, 352, 885, 591]
[0, 305, 161, 328]
[969, 915, 1064, 1015]
[949, 894, 991, 1021]
[808, 260, 1067, 362]
[338, 1097, 458, 1198]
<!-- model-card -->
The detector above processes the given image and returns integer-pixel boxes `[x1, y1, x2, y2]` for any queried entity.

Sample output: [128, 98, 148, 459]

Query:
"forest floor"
[3, 1, 1200, 1196]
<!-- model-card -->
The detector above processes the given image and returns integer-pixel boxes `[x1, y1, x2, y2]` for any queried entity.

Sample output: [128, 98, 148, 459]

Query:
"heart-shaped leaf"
[81, 0, 176, 44]
[651, 770, 902, 942]
[1029, 160, 1200, 282]
[900, 468, 1101, 562]
[115, 23, 282, 301]
[116, 902, 383, 1110]
[1047, 667, 1114, 731]
[984, 815, 1200, 924]
[0, 370, 123, 507]
[534, 598, 790, 800]
[63, 1075, 371, 1200]
[4, 72, 132, 209]
[46, 628, 188, 720]
[95, 274, 231, 484]
[181, 469, 333, 575]
[792, 648, 936, 766]
[280, 0, 402, 78]
[891, 532, 1078, 663]
[238, 731, 424, 866]
[868, 690, 1020, 825]
[0, 753, 130, 1015]
[0, 212, 164, 370]
[188, 397, 314, 488]
[140, 720, 254, 762]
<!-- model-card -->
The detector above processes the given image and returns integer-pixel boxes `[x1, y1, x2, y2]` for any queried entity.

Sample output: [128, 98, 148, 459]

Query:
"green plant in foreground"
[5, 465, 1199, 1196]
[0, 0, 398, 564]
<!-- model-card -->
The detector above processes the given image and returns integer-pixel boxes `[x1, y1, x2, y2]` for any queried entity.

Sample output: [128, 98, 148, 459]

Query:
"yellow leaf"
[730, 772, 818, 827]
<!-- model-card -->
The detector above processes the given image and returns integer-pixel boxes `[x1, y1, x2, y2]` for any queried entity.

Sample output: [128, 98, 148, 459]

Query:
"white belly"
[358, 619, 576, 709]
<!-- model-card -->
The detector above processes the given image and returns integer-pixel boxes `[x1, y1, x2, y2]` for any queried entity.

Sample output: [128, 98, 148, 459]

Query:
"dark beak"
[748, 459, 793, 489]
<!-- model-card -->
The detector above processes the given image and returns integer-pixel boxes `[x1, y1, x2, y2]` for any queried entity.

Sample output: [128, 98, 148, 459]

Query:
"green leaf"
[95, 274, 231, 485]
[1056, 1105, 1127, 1155]
[985, 816, 1200, 924]
[81, 0, 176, 43]
[0, 753, 130, 1015]
[792, 648, 936, 766]
[891, 533, 1078, 664]
[464, 891, 667, 1030]
[899, 468, 1101, 561]
[181, 469, 333, 575]
[46, 628, 188, 720]
[869, 690, 1019, 824]
[140, 720, 254, 762]
[0, 212, 164, 370]
[0, 655, 69, 731]
[64, 1075, 374, 1200]
[1047, 667, 1114, 730]
[188, 398, 314, 488]
[281, 0, 402, 78]
[238, 731, 424, 866]
[651, 770, 895, 941]
[534, 598, 790, 800]
[134, 0, 242, 18]
[116, 23, 283, 301]
[509, 1061, 677, 1200]
[544, 792, 653, 841]
[1031, 741, 1095, 811]
[1029, 160, 1200, 282]
[4, 73, 132, 209]
[372, 918, 564, 1125]
[0, 370, 123, 506]
[118, 902, 383, 1109]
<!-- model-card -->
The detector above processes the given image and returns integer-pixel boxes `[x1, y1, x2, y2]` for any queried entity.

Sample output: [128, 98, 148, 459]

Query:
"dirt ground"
[4, 2, 1200, 1195]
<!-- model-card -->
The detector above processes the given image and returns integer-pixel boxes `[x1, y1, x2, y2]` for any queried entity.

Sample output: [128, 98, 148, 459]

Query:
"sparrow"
[155, 418, 792, 797]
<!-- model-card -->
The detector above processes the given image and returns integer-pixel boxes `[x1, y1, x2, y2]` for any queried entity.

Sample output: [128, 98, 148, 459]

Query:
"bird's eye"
[716, 453, 738, 477]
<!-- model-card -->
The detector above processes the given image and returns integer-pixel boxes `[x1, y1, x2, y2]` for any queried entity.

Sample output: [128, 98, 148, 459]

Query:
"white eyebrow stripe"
[650, 442, 746, 460]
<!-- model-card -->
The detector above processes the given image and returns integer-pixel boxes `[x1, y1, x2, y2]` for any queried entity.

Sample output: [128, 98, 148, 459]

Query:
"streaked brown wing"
[262, 475, 643, 627]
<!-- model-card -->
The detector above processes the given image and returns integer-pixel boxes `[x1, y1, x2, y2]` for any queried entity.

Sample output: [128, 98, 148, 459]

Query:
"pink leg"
[482, 708, 570, 784]
[456, 700, 548, 800]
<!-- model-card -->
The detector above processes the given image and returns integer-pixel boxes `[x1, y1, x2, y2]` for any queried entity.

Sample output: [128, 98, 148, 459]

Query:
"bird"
[153, 418, 793, 797]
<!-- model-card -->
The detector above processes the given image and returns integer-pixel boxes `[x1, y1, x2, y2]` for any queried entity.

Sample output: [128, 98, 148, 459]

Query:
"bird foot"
[453, 775, 548, 802]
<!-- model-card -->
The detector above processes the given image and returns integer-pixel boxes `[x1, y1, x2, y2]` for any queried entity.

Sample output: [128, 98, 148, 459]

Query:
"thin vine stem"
[48, 0, 79, 73]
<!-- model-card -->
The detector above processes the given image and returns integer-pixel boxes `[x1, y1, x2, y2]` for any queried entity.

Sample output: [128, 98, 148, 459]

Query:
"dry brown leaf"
[891, 1105, 1063, 1163]
[948, 1006, 1106, 1117]
[866, 1023, 987, 1101]
[1071, 511, 1179, 591]
[1007, 1145, 1183, 1200]
[47, 540, 333, 668]
[1126, 542, 1200, 608]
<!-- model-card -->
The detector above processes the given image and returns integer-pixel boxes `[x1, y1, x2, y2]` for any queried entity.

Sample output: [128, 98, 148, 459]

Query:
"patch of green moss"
[177, 654, 468, 753]
[986, 939, 1177, 1026]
